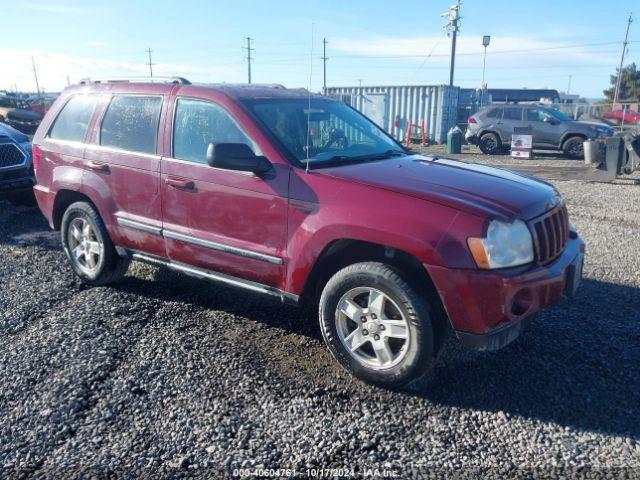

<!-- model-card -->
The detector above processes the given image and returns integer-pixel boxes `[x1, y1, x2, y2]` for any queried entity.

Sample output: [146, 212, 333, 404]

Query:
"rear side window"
[502, 108, 523, 120]
[485, 108, 501, 118]
[48, 95, 98, 142]
[173, 98, 255, 164]
[100, 96, 162, 155]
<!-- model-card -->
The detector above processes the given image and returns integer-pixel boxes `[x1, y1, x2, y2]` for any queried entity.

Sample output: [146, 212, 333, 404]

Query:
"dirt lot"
[0, 156, 639, 477]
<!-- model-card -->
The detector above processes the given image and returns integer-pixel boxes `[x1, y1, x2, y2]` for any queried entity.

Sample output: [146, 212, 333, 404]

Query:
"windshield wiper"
[308, 150, 407, 169]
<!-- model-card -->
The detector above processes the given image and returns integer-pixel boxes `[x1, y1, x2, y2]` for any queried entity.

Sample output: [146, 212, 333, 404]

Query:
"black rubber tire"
[60, 201, 129, 285]
[319, 262, 437, 389]
[6, 190, 37, 207]
[478, 132, 502, 155]
[562, 136, 585, 159]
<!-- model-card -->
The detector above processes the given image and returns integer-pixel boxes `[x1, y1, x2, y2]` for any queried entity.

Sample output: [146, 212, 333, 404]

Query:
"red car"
[603, 109, 640, 124]
[31, 78, 585, 388]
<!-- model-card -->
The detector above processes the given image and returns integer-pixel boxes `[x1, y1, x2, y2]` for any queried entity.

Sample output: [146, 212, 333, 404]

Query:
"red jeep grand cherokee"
[32, 78, 585, 387]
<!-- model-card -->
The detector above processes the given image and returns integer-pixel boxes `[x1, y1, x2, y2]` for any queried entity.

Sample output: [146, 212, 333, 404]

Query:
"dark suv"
[32, 78, 585, 388]
[466, 104, 613, 158]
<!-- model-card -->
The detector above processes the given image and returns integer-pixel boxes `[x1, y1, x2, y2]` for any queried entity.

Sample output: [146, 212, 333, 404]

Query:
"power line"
[244, 37, 254, 84]
[146, 48, 154, 77]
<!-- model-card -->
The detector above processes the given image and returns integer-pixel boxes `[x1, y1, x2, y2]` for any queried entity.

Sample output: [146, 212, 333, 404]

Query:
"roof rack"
[78, 77, 191, 85]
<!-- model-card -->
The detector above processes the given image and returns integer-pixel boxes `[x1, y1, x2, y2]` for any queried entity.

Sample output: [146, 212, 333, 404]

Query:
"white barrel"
[583, 140, 599, 165]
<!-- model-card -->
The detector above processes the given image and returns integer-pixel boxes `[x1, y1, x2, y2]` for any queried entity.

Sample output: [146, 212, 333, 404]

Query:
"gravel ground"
[1, 171, 639, 478]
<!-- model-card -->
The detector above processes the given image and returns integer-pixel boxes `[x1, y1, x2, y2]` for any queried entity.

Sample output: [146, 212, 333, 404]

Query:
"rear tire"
[562, 136, 585, 159]
[61, 201, 129, 285]
[478, 132, 502, 155]
[319, 262, 438, 389]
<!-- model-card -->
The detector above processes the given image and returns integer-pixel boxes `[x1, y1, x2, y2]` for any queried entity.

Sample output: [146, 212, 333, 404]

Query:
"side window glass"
[502, 108, 522, 121]
[100, 96, 162, 154]
[48, 95, 98, 142]
[486, 108, 501, 118]
[527, 108, 552, 122]
[173, 98, 256, 164]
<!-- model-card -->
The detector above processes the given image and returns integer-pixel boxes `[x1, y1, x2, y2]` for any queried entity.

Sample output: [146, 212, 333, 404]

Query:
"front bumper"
[0, 168, 34, 193]
[426, 235, 585, 351]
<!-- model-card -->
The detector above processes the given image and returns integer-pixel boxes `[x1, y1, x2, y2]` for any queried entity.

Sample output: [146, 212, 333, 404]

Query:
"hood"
[576, 120, 612, 130]
[318, 154, 561, 220]
[0, 122, 29, 143]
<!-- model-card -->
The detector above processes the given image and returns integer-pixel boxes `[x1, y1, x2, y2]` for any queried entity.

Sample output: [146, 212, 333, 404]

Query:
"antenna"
[305, 23, 315, 174]
[146, 48, 154, 77]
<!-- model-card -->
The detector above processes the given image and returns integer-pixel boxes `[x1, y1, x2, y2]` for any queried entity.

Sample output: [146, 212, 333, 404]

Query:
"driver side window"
[173, 98, 257, 164]
[527, 108, 552, 122]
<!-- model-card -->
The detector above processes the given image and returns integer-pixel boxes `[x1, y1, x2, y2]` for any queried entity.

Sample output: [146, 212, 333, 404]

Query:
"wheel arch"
[302, 239, 449, 345]
[560, 132, 587, 148]
[51, 189, 97, 230]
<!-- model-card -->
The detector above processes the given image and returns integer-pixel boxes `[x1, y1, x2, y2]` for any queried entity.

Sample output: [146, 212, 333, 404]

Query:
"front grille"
[0, 143, 26, 169]
[529, 204, 569, 264]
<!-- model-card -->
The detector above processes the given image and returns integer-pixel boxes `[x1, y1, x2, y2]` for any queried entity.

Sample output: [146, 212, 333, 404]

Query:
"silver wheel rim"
[68, 217, 103, 274]
[335, 287, 410, 370]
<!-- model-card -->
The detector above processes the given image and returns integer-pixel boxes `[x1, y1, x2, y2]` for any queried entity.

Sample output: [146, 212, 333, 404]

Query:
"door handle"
[86, 161, 109, 172]
[165, 177, 195, 190]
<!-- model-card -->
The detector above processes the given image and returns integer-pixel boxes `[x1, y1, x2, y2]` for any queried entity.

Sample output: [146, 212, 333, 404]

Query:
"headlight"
[467, 219, 534, 269]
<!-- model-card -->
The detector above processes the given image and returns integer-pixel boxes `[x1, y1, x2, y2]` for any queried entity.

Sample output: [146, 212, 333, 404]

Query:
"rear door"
[84, 94, 165, 256]
[160, 95, 289, 288]
[495, 107, 525, 144]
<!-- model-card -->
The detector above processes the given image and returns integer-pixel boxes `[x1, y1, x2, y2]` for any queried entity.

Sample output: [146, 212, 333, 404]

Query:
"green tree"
[604, 63, 640, 101]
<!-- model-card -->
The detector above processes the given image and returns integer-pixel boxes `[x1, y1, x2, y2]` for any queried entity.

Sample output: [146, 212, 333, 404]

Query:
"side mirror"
[543, 117, 559, 125]
[206, 143, 272, 175]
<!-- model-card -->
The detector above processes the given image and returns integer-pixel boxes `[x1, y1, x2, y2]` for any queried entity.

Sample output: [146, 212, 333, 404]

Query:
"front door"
[160, 97, 289, 288]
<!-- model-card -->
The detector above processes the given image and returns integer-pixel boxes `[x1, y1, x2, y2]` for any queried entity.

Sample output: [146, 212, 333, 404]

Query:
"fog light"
[510, 288, 533, 317]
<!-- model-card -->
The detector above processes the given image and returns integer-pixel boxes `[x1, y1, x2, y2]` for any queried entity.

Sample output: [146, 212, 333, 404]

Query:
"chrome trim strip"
[163, 229, 283, 265]
[116, 217, 162, 236]
[84, 143, 161, 160]
[131, 252, 298, 305]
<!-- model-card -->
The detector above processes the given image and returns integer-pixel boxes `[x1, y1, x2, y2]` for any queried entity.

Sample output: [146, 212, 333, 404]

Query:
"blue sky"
[1, 0, 638, 98]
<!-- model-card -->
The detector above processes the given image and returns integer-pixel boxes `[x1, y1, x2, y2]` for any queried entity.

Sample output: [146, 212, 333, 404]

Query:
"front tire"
[562, 136, 585, 159]
[319, 262, 437, 388]
[61, 201, 129, 285]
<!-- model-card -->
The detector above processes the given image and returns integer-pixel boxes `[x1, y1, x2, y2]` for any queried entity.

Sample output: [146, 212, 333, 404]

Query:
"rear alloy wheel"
[562, 136, 585, 159]
[319, 262, 437, 388]
[478, 132, 502, 155]
[61, 201, 129, 285]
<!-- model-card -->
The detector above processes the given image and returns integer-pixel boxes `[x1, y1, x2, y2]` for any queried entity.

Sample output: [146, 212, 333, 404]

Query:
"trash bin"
[583, 139, 600, 165]
[447, 126, 462, 154]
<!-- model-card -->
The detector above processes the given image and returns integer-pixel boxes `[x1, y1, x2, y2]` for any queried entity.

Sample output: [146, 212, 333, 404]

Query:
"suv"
[0, 122, 34, 205]
[32, 78, 585, 388]
[466, 104, 613, 158]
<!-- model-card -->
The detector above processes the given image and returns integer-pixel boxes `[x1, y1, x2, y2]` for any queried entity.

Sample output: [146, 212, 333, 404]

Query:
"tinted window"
[48, 95, 98, 142]
[527, 108, 554, 122]
[100, 96, 162, 154]
[173, 98, 255, 164]
[485, 108, 501, 118]
[503, 108, 522, 120]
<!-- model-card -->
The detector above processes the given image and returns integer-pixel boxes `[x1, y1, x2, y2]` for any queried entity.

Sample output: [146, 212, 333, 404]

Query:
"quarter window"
[100, 96, 162, 154]
[485, 108, 501, 118]
[173, 98, 256, 164]
[48, 95, 98, 143]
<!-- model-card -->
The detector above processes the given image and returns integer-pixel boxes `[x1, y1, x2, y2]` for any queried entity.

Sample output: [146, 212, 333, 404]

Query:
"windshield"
[545, 107, 573, 122]
[242, 98, 404, 167]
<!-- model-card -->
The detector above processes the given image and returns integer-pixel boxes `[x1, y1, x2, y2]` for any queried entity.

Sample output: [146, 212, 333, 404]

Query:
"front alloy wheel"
[319, 262, 438, 388]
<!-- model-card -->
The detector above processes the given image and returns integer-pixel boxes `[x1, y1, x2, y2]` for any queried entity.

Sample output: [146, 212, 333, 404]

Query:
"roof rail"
[78, 77, 191, 85]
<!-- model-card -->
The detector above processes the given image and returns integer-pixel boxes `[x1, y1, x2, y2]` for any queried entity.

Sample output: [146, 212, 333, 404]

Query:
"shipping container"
[325, 85, 459, 144]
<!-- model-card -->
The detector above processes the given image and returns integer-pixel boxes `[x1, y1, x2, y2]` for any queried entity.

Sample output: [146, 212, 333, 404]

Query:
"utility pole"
[442, 1, 461, 86]
[245, 37, 254, 84]
[480, 35, 490, 105]
[146, 48, 154, 77]
[613, 13, 633, 106]
[322, 37, 328, 94]
[31, 56, 40, 95]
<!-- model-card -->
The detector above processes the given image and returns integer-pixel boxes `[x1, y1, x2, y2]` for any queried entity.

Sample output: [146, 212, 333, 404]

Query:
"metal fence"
[325, 85, 459, 144]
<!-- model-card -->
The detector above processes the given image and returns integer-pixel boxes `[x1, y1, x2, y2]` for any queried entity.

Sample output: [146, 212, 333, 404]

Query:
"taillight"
[32, 145, 41, 177]
[468, 117, 477, 124]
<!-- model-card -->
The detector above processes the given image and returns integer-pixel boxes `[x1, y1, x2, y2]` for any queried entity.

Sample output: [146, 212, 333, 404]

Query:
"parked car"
[466, 104, 614, 158]
[24, 94, 59, 117]
[603, 109, 640, 125]
[0, 95, 43, 134]
[0, 122, 35, 205]
[32, 79, 585, 388]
